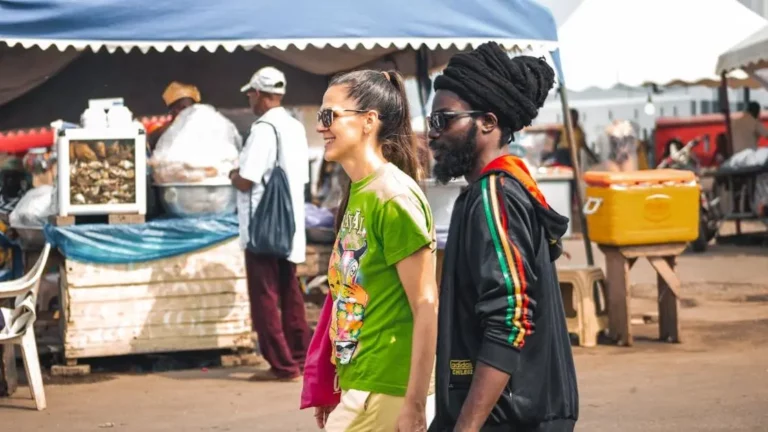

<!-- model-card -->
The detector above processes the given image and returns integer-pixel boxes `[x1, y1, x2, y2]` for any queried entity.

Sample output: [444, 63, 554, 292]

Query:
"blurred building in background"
[532, 0, 768, 149]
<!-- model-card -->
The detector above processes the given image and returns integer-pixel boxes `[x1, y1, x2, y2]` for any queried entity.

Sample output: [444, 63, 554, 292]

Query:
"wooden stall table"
[57, 238, 253, 370]
[599, 242, 686, 346]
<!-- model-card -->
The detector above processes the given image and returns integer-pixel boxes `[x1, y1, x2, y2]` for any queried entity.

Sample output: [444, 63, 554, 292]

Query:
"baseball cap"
[240, 67, 287, 95]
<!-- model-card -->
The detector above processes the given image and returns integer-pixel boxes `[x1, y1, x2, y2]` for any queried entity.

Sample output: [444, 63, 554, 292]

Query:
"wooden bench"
[599, 243, 686, 346]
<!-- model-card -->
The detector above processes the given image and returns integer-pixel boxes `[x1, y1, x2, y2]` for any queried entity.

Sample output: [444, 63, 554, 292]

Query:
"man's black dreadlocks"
[434, 41, 555, 141]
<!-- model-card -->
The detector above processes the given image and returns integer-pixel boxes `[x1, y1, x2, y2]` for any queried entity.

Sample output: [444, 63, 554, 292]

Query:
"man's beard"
[430, 124, 478, 185]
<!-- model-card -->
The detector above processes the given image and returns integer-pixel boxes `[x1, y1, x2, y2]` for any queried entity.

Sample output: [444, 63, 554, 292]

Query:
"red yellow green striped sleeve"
[467, 174, 537, 373]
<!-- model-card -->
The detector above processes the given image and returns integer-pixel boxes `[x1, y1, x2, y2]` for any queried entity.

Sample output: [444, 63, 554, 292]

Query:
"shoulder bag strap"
[249, 120, 282, 215]
[255, 120, 281, 169]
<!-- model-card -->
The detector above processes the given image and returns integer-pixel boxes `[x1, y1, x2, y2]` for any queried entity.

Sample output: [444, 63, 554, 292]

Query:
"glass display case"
[56, 127, 146, 216]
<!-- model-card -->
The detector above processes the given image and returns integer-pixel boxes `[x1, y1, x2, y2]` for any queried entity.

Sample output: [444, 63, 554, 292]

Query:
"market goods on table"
[68, 139, 137, 205]
[22, 148, 55, 176]
[149, 104, 242, 184]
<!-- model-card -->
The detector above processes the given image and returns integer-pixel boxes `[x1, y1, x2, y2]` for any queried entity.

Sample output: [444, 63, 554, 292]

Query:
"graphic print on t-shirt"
[328, 209, 369, 365]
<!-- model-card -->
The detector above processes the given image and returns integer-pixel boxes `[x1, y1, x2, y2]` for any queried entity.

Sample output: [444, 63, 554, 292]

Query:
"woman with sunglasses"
[314, 70, 437, 432]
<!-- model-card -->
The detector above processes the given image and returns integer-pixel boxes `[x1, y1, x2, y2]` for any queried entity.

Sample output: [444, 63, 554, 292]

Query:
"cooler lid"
[584, 169, 696, 187]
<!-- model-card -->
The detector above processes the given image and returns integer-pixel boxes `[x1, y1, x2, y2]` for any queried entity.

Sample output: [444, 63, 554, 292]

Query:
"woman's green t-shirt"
[327, 163, 435, 396]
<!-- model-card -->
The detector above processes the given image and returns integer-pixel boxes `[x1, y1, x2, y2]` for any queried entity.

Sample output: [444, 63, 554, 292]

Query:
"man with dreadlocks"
[427, 42, 578, 432]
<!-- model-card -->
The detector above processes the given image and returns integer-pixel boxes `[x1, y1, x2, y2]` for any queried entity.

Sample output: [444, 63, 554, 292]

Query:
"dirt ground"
[2, 237, 768, 431]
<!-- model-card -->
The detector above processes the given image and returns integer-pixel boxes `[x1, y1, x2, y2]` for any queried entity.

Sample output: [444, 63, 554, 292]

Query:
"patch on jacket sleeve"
[450, 360, 474, 376]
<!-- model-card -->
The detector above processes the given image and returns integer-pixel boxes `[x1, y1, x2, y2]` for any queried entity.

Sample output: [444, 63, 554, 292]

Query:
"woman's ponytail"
[379, 70, 421, 182]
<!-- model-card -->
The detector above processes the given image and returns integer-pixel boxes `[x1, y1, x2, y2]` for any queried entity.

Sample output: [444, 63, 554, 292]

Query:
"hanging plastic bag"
[9, 185, 56, 228]
[300, 292, 341, 410]
[150, 104, 242, 184]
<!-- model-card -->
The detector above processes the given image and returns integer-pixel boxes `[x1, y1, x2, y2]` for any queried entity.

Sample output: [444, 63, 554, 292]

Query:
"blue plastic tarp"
[43, 214, 239, 264]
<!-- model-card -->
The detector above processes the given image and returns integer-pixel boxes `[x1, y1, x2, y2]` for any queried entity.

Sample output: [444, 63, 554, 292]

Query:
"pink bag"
[300, 292, 341, 409]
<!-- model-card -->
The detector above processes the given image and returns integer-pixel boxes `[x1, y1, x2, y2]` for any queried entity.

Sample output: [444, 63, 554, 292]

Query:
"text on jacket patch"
[450, 360, 474, 376]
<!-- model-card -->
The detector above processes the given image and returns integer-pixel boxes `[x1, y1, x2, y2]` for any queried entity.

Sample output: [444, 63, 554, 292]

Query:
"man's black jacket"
[430, 156, 578, 432]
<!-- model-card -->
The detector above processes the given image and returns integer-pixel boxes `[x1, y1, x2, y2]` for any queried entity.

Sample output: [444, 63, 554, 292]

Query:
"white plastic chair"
[0, 243, 51, 410]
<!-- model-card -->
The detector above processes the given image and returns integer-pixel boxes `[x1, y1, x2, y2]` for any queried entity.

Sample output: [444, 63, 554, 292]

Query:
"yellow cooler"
[583, 169, 700, 246]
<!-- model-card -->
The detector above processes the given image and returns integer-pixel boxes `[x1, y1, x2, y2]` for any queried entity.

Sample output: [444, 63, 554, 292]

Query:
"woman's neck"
[341, 145, 387, 183]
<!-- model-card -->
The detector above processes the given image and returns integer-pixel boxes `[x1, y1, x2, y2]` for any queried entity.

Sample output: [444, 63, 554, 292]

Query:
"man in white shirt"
[229, 67, 310, 382]
[731, 102, 768, 156]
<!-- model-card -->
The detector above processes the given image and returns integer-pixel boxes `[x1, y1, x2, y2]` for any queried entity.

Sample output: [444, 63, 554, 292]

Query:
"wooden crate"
[59, 238, 253, 360]
[297, 244, 333, 278]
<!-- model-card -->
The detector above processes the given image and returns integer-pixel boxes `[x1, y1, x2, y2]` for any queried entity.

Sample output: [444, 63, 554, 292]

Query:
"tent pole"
[415, 47, 432, 177]
[720, 72, 734, 156]
[559, 83, 594, 266]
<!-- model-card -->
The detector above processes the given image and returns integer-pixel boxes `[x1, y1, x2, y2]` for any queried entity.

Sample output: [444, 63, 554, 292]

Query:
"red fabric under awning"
[0, 116, 171, 154]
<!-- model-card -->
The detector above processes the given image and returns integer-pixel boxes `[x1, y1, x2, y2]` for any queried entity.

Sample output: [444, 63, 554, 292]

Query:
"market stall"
[1, 97, 253, 369]
[707, 24, 768, 242]
[717, 23, 768, 86]
[0, 0, 581, 375]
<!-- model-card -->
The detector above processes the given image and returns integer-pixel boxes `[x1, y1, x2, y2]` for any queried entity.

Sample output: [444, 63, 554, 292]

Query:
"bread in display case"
[57, 127, 147, 216]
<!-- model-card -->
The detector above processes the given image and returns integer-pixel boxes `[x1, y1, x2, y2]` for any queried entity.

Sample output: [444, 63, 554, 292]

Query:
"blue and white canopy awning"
[0, 0, 561, 75]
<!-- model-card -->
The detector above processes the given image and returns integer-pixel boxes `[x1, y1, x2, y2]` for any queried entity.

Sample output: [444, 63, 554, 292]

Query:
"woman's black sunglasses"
[428, 111, 485, 132]
[317, 108, 375, 128]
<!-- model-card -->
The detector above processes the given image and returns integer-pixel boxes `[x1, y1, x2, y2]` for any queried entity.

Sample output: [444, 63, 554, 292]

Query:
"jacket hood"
[480, 155, 569, 261]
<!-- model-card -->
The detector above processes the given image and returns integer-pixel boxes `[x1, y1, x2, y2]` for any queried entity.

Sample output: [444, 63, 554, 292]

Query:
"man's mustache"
[428, 139, 447, 151]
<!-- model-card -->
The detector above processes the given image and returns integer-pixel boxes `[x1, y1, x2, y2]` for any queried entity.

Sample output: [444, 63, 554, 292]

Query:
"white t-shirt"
[237, 107, 309, 264]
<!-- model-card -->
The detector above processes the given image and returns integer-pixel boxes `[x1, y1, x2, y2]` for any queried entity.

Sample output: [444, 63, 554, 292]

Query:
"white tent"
[716, 24, 768, 88]
[558, 0, 766, 91]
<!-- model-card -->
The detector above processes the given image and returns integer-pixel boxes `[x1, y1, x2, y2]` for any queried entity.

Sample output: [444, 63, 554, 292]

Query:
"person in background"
[314, 70, 438, 432]
[731, 101, 768, 156]
[714, 133, 730, 166]
[427, 43, 578, 432]
[552, 108, 599, 168]
[229, 67, 311, 382]
[147, 81, 202, 152]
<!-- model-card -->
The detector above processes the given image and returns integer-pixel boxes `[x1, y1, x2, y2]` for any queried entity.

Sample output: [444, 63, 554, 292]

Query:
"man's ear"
[480, 113, 499, 134]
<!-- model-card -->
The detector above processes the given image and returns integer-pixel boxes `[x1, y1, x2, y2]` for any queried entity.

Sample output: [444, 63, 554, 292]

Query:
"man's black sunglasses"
[428, 111, 485, 132]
